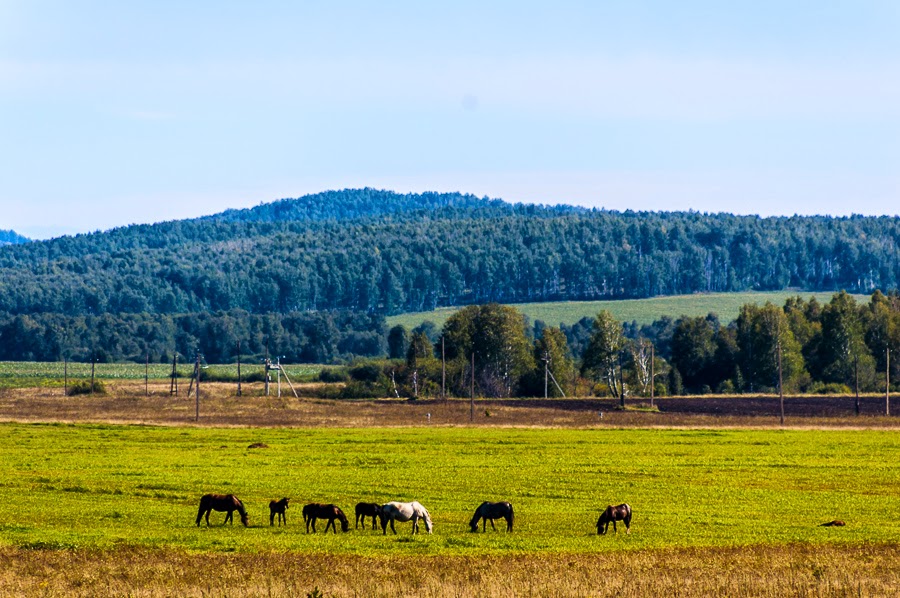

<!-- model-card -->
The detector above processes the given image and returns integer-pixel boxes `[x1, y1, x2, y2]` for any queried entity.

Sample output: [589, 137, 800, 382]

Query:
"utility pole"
[236, 341, 242, 397]
[470, 352, 475, 423]
[886, 347, 891, 416]
[264, 339, 271, 397]
[543, 351, 550, 399]
[778, 342, 784, 426]
[194, 353, 201, 421]
[145, 353, 149, 396]
[90, 356, 96, 396]
[854, 355, 860, 416]
[441, 336, 446, 402]
[64, 357, 68, 396]
[650, 343, 655, 408]
[170, 353, 178, 395]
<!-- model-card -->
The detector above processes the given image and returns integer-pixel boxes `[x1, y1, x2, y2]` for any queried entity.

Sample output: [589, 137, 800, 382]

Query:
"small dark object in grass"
[247, 442, 269, 449]
[820, 520, 846, 527]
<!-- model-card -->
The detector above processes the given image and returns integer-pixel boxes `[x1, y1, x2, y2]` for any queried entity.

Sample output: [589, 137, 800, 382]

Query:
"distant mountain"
[0, 229, 29, 246]
[0, 188, 898, 319]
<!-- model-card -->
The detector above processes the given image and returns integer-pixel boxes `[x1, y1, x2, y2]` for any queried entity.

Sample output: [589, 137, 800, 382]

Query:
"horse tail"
[507, 503, 514, 532]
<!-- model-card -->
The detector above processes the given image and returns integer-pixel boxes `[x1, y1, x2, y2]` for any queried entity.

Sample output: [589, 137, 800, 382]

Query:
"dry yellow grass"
[1, 543, 896, 597]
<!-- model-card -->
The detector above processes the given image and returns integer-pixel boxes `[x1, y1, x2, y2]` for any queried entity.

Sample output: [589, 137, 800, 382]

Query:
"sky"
[1, 1, 899, 239]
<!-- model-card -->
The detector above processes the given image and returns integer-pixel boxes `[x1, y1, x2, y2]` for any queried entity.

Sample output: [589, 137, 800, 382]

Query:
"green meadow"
[386, 291, 869, 330]
[1, 423, 896, 556]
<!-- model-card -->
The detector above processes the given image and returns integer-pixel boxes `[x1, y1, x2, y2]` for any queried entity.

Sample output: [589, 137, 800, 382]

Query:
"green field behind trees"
[1, 423, 897, 555]
[386, 291, 866, 330]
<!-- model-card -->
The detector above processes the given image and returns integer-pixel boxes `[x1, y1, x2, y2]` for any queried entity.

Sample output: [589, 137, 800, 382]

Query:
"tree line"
[0, 310, 386, 364]
[3, 189, 900, 317]
[360, 291, 900, 399]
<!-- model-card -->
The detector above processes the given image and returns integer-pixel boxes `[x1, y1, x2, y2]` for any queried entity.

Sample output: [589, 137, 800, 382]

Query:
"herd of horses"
[196, 493, 632, 535]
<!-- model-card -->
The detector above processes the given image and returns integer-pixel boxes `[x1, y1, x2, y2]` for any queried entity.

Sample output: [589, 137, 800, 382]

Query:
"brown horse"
[469, 501, 514, 532]
[269, 497, 289, 526]
[196, 494, 249, 527]
[355, 502, 382, 530]
[597, 503, 631, 535]
[303, 503, 350, 533]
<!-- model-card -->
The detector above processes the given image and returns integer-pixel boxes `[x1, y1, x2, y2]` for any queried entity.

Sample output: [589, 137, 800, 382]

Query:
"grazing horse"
[380, 501, 433, 535]
[196, 494, 249, 527]
[596, 503, 632, 535]
[269, 497, 289, 526]
[303, 503, 350, 533]
[469, 501, 514, 532]
[355, 502, 383, 530]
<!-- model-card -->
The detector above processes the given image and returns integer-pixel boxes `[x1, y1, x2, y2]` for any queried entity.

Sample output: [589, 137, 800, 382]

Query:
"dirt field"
[0, 382, 896, 428]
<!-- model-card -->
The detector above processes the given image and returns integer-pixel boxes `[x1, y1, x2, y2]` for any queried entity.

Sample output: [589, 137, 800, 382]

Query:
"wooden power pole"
[778, 342, 784, 426]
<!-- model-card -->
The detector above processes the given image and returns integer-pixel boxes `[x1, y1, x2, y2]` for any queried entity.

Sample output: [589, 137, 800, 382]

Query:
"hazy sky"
[2, 1, 899, 239]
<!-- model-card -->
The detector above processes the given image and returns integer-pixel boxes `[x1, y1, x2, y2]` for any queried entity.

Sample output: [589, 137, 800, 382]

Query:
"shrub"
[809, 382, 853, 395]
[318, 368, 349, 383]
[67, 380, 106, 396]
[349, 363, 382, 383]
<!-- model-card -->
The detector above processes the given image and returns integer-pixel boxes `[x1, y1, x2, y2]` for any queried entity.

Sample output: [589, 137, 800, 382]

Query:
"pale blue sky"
[2, 1, 899, 239]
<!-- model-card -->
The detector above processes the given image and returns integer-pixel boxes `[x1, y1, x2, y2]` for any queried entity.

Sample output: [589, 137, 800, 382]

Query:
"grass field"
[0, 361, 326, 389]
[0, 407, 898, 596]
[386, 290, 870, 330]
[1, 423, 897, 556]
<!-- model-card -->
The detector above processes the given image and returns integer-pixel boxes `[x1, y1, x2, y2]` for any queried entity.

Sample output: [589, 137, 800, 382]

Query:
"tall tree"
[581, 311, 625, 398]
[442, 304, 534, 397]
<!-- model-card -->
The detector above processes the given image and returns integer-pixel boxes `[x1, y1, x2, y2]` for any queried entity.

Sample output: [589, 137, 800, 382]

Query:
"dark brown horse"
[303, 503, 350, 533]
[597, 503, 631, 534]
[196, 494, 249, 527]
[355, 502, 382, 530]
[269, 497, 289, 526]
[469, 501, 514, 532]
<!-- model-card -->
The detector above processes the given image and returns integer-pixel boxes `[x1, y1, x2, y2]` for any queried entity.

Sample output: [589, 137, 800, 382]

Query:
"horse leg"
[612, 520, 617, 534]
[196, 506, 205, 527]
[489, 518, 497, 532]
[390, 519, 396, 534]
[505, 515, 512, 532]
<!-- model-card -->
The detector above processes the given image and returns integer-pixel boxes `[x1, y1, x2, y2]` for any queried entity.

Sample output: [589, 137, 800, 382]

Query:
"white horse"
[380, 501, 433, 534]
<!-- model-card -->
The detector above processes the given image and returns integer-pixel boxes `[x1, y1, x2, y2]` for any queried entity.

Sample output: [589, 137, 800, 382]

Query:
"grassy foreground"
[386, 290, 868, 330]
[1, 424, 897, 554]
[1, 423, 899, 596]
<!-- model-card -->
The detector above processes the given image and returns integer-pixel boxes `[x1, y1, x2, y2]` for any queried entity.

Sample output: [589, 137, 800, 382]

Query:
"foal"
[355, 502, 382, 530]
[269, 497, 290, 526]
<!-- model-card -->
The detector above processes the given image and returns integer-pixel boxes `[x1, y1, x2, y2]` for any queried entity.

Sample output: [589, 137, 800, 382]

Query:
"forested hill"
[0, 229, 29, 246]
[1, 189, 899, 318]
[204, 188, 584, 223]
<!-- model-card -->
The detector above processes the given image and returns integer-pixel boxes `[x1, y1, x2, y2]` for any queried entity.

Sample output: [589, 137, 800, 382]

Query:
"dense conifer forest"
[2, 189, 899, 319]
[0, 229, 28, 246]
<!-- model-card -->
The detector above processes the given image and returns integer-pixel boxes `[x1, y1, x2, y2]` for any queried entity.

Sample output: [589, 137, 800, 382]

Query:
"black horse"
[596, 503, 632, 534]
[196, 494, 249, 527]
[269, 497, 290, 526]
[355, 502, 382, 530]
[303, 503, 350, 533]
[469, 501, 514, 532]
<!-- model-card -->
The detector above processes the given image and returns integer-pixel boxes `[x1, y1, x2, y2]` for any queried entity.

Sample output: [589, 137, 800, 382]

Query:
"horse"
[596, 503, 632, 535]
[302, 503, 350, 533]
[355, 502, 383, 530]
[196, 494, 249, 527]
[380, 501, 433, 534]
[269, 497, 289, 526]
[469, 501, 514, 532]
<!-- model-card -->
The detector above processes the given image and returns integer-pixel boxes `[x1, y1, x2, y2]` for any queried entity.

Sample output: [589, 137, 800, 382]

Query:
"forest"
[1, 189, 899, 317]
[368, 290, 900, 399]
